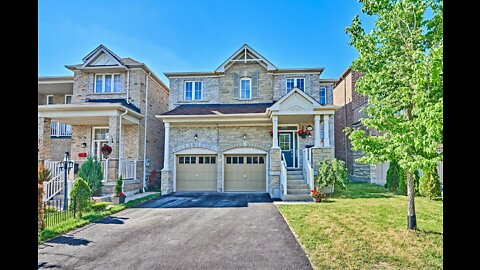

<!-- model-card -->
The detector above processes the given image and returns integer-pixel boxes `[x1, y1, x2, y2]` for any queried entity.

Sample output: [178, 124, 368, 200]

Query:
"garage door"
[176, 155, 217, 192]
[224, 155, 266, 192]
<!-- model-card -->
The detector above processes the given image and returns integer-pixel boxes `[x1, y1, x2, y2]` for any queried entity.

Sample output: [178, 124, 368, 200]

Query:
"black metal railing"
[43, 197, 77, 228]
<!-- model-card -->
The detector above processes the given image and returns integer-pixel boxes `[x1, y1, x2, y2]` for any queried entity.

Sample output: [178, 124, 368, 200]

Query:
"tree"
[419, 168, 441, 199]
[77, 156, 104, 196]
[69, 177, 92, 217]
[345, 0, 443, 230]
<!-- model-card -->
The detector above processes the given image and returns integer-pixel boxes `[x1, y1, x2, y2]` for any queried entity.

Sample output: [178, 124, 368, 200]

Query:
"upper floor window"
[65, 95, 72, 104]
[240, 78, 251, 99]
[319, 87, 327, 105]
[286, 78, 305, 92]
[185, 81, 202, 101]
[47, 95, 54, 105]
[95, 74, 121, 93]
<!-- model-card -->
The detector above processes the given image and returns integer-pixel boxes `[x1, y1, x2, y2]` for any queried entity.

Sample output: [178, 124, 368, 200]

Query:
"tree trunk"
[406, 170, 417, 230]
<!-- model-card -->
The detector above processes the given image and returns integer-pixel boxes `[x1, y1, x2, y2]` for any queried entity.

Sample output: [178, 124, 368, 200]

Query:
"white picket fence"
[43, 161, 64, 201]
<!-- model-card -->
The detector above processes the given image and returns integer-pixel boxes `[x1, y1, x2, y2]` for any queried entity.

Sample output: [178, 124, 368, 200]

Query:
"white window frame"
[184, 81, 203, 101]
[65, 94, 72, 104]
[240, 78, 252, 99]
[94, 73, 122, 93]
[46, 95, 54, 105]
[319, 87, 327, 104]
[286, 78, 305, 92]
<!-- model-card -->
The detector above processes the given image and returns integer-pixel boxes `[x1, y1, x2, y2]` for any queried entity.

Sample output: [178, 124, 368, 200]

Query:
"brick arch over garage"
[220, 143, 270, 153]
[171, 142, 219, 154]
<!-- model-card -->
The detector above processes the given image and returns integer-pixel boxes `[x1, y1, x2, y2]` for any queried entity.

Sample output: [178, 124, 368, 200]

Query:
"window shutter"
[88, 73, 94, 93]
[251, 70, 259, 98]
[233, 72, 239, 98]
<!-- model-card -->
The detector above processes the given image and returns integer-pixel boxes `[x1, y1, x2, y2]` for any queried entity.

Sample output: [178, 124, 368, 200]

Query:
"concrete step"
[283, 194, 313, 202]
[287, 170, 303, 175]
[287, 188, 311, 194]
[287, 174, 304, 180]
[287, 180, 307, 185]
[287, 183, 310, 189]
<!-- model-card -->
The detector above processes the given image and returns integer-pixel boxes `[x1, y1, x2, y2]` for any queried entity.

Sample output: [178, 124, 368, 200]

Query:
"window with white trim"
[184, 81, 202, 101]
[286, 78, 305, 92]
[319, 87, 327, 104]
[94, 74, 122, 93]
[46, 95, 54, 105]
[65, 94, 72, 104]
[240, 78, 251, 99]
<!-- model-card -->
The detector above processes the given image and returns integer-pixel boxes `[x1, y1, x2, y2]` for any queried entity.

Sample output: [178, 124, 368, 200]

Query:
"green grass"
[38, 193, 160, 244]
[276, 183, 443, 270]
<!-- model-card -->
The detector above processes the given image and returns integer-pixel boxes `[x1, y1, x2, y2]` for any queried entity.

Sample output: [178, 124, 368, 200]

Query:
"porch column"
[272, 115, 279, 148]
[314, 115, 321, 147]
[163, 122, 170, 170]
[38, 117, 51, 160]
[324, 115, 330, 147]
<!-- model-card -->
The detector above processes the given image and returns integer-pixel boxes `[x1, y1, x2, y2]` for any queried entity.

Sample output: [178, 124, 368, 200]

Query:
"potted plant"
[310, 189, 326, 202]
[101, 144, 112, 159]
[297, 128, 311, 139]
[111, 176, 126, 204]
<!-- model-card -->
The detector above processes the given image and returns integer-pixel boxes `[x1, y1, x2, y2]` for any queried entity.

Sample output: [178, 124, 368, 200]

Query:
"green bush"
[419, 168, 441, 200]
[90, 202, 110, 212]
[315, 158, 349, 191]
[115, 176, 123, 195]
[77, 156, 103, 196]
[44, 206, 58, 214]
[385, 160, 406, 194]
[69, 177, 92, 217]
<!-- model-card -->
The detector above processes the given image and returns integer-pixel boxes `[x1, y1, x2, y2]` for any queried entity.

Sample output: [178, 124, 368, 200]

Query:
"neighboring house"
[333, 68, 443, 187]
[38, 45, 169, 198]
[156, 44, 339, 201]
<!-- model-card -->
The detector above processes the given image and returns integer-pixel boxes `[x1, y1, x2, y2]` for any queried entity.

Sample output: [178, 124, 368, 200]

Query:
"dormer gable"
[81, 45, 125, 68]
[215, 44, 277, 73]
[269, 87, 323, 112]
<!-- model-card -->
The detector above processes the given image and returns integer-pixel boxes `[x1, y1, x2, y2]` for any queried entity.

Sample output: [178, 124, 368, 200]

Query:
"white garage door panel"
[224, 155, 266, 192]
[176, 155, 217, 192]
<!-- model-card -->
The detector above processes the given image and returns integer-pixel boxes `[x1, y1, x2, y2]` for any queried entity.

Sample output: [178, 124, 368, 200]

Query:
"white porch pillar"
[272, 115, 279, 148]
[324, 115, 330, 147]
[163, 122, 170, 170]
[314, 115, 321, 147]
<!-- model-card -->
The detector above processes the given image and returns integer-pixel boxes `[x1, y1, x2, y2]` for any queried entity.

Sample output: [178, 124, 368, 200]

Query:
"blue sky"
[38, 0, 373, 83]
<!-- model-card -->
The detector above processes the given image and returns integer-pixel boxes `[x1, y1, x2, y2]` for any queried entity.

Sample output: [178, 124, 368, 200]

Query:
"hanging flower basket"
[297, 128, 311, 139]
[101, 144, 112, 158]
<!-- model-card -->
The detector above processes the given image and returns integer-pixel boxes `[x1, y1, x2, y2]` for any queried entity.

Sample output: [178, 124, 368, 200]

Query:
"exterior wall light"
[81, 143, 87, 148]
[243, 134, 247, 139]
[194, 134, 198, 140]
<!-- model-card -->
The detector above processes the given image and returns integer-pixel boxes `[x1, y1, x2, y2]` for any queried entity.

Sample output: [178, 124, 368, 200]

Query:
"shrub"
[77, 156, 103, 196]
[69, 177, 92, 217]
[115, 176, 123, 196]
[90, 202, 110, 212]
[385, 160, 405, 194]
[38, 164, 47, 232]
[315, 158, 349, 192]
[44, 206, 58, 214]
[419, 168, 441, 200]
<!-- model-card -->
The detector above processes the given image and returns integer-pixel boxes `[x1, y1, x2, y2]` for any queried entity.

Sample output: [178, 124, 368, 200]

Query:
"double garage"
[175, 149, 267, 192]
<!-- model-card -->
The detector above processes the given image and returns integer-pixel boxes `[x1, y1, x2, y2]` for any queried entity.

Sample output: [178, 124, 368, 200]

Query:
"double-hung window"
[46, 95, 54, 105]
[286, 78, 305, 92]
[240, 78, 251, 99]
[95, 74, 121, 93]
[319, 87, 327, 105]
[65, 94, 72, 104]
[184, 81, 202, 101]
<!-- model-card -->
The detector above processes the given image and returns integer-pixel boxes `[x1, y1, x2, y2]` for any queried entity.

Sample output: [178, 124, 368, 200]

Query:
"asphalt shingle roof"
[161, 103, 274, 116]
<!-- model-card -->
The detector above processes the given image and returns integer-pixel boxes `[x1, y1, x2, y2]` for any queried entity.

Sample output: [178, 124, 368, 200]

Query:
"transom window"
[185, 81, 202, 101]
[65, 95, 72, 104]
[46, 95, 54, 105]
[240, 78, 251, 99]
[95, 74, 121, 93]
[226, 156, 265, 164]
[320, 87, 327, 104]
[94, 128, 109, 140]
[286, 78, 305, 92]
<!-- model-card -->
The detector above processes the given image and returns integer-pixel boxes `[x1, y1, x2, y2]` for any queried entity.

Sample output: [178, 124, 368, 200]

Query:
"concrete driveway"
[38, 193, 313, 270]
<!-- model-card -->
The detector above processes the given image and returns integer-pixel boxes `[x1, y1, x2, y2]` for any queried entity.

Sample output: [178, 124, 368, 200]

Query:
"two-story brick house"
[38, 45, 169, 198]
[156, 45, 339, 201]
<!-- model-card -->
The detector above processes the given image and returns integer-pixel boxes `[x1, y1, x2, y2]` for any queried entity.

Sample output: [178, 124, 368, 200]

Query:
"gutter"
[119, 109, 128, 192]
[143, 72, 150, 192]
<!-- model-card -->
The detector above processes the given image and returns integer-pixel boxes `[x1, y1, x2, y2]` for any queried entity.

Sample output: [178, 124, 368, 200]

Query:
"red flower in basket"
[101, 144, 112, 157]
[116, 192, 125, 197]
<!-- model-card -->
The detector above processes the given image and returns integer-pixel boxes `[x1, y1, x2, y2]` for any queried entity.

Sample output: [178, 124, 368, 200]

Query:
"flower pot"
[112, 196, 126, 205]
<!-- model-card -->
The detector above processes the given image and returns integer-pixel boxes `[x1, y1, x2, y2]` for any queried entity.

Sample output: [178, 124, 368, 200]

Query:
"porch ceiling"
[278, 114, 315, 124]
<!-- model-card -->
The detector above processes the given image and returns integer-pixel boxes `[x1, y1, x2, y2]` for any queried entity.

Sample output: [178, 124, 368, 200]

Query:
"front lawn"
[276, 183, 443, 270]
[38, 193, 160, 244]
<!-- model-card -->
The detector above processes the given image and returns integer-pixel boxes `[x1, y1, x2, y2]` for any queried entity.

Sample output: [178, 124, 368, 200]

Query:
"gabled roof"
[215, 44, 277, 72]
[269, 88, 323, 111]
[82, 44, 124, 65]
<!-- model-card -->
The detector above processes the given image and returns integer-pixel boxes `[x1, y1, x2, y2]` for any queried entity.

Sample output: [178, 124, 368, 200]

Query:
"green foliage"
[77, 156, 104, 196]
[315, 159, 349, 191]
[385, 161, 421, 196]
[419, 168, 441, 200]
[38, 164, 51, 183]
[44, 206, 58, 214]
[115, 176, 123, 195]
[69, 177, 92, 217]
[90, 202, 110, 212]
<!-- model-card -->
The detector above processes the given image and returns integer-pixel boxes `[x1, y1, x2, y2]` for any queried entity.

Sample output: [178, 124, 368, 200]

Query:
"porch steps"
[283, 169, 313, 202]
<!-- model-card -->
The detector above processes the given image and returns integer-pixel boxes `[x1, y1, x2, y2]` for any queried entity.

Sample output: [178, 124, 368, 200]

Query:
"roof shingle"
[161, 103, 273, 116]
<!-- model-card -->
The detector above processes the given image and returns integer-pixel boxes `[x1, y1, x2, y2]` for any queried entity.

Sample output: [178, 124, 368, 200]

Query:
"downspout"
[143, 72, 150, 192]
[119, 109, 128, 192]
[344, 76, 348, 170]
[126, 68, 130, 103]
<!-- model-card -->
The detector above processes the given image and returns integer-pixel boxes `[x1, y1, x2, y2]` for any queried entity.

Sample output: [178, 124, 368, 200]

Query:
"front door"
[279, 132, 294, 167]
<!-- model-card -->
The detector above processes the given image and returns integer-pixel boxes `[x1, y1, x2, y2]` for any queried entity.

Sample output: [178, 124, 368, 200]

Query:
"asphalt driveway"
[38, 192, 313, 270]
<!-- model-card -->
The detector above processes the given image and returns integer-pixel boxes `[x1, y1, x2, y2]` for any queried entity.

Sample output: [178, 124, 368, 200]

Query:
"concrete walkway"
[38, 192, 313, 270]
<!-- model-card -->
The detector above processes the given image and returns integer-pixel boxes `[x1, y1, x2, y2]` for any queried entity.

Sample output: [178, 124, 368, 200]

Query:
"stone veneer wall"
[351, 150, 376, 183]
